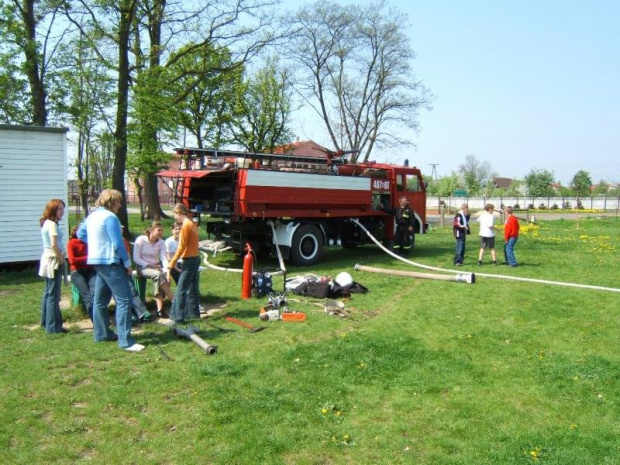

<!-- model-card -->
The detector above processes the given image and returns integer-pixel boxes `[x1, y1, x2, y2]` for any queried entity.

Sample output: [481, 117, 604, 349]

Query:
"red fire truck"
[158, 148, 427, 266]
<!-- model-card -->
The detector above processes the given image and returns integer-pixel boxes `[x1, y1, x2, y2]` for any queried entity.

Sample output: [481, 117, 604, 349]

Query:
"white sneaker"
[125, 343, 145, 352]
[199, 305, 206, 314]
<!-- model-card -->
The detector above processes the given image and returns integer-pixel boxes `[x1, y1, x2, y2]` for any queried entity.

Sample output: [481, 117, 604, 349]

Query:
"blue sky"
[281, 0, 620, 185]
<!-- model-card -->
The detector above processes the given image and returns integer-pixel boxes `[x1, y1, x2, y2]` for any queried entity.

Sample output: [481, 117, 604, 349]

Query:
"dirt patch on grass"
[26, 301, 228, 332]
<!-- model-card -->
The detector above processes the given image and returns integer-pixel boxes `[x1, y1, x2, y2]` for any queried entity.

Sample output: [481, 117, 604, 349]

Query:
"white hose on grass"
[350, 218, 620, 294]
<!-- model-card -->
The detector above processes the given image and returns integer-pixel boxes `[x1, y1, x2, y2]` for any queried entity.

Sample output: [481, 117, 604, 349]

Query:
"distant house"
[273, 140, 330, 157]
[492, 177, 513, 189]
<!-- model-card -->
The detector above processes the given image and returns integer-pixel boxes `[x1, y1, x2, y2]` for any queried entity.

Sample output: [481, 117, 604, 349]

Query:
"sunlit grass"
[1, 217, 619, 463]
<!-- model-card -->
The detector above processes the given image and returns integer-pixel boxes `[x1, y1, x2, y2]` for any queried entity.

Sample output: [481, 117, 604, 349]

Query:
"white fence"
[427, 196, 620, 212]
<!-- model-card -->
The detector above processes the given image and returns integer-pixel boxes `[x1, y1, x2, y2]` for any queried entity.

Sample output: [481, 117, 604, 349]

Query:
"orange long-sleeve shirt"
[168, 218, 199, 268]
[504, 215, 520, 241]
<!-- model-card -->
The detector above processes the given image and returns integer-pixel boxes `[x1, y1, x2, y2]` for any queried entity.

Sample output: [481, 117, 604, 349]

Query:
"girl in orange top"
[167, 203, 201, 322]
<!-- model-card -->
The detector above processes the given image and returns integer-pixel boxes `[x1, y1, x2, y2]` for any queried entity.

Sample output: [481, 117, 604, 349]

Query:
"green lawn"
[1, 218, 619, 464]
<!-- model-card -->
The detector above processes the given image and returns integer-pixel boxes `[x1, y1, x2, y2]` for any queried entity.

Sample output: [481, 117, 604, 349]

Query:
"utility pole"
[429, 163, 439, 180]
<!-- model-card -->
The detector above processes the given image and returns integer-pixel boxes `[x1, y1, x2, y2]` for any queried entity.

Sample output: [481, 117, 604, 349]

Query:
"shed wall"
[0, 125, 68, 264]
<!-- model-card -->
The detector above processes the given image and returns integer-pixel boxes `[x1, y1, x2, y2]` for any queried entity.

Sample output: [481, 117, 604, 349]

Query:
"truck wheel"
[290, 224, 323, 266]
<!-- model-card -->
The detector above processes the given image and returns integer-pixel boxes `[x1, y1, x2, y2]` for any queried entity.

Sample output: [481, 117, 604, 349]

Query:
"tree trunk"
[144, 173, 167, 219]
[21, 0, 47, 125]
[141, 0, 167, 220]
[112, 0, 136, 236]
[76, 128, 90, 217]
[133, 176, 144, 221]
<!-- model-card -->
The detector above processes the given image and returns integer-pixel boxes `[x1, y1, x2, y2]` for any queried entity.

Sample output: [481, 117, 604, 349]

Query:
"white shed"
[0, 125, 69, 264]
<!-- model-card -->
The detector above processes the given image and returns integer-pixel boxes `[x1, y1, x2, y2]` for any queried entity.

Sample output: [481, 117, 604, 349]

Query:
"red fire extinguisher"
[241, 243, 254, 299]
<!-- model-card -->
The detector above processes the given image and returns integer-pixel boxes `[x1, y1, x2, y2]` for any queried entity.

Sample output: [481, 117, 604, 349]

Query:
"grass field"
[1, 217, 619, 464]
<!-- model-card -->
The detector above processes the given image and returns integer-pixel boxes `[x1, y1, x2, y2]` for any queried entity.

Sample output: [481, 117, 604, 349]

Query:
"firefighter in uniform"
[394, 195, 416, 256]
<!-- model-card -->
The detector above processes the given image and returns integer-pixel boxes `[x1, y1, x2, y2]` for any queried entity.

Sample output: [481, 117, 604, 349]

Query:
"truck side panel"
[237, 170, 373, 218]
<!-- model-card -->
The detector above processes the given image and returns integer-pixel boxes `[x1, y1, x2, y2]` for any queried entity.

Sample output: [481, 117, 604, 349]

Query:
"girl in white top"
[133, 221, 175, 316]
[38, 199, 67, 334]
[164, 222, 182, 284]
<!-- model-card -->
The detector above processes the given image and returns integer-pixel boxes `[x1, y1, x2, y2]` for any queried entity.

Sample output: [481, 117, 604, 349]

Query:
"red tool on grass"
[225, 316, 267, 333]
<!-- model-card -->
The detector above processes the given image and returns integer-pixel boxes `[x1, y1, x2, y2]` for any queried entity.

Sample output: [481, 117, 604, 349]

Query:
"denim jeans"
[93, 264, 136, 348]
[454, 238, 466, 264]
[41, 270, 64, 333]
[505, 237, 518, 266]
[71, 269, 97, 321]
[169, 256, 201, 322]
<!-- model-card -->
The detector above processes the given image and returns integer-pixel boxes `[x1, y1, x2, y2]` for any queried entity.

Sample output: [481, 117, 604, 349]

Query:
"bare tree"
[287, 0, 431, 162]
[58, 28, 116, 214]
[458, 154, 496, 196]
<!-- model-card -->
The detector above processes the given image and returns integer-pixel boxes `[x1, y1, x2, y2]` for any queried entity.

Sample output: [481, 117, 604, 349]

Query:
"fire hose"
[350, 218, 620, 293]
[354, 263, 474, 284]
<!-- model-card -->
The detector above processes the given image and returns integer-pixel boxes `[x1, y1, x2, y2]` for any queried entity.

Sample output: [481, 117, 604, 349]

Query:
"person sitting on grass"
[133, 221, 176, 318]
[67, 225, 96, 322]
[164, 222, 182, 285]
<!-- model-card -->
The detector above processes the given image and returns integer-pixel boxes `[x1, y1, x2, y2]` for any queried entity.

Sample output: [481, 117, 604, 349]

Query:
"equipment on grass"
[225, 316, 267, 332]
[281, 312, 306, 322]
[242, 243, 253, 299]
[259, 308, 281, 321]
[267, 291, 288, 311]
[173, 327, 218, 355]
[324, 299, 349, 317]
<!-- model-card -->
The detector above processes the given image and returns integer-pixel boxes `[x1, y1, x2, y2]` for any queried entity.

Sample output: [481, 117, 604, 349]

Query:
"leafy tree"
[524, 169, 556, 197]
[230, 57, 294, 152]
[556, 184, 572, 197]
[435, 173, 462, 198]
[505, 179, 526, 197]
[65, 0, 281, 225]
[129, 0, 282, 219]
[288, 0, 431, 162]
[170, 44, 243, 149]
[607, 184, 620, 196]
[424, 175, 438, 196]
[0, 52, 30, 123]
[458, 154, 495, 196]
[592, 180, 609, 195]
[570, 170, 592, 200]
[0, 0, 71, 125]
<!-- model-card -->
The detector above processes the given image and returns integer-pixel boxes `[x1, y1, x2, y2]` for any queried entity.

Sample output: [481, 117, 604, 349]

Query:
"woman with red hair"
[38, 198, 68, 333]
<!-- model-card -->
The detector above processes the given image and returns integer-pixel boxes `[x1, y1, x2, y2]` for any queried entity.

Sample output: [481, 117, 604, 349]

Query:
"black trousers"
[394, 225, 413, 255]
